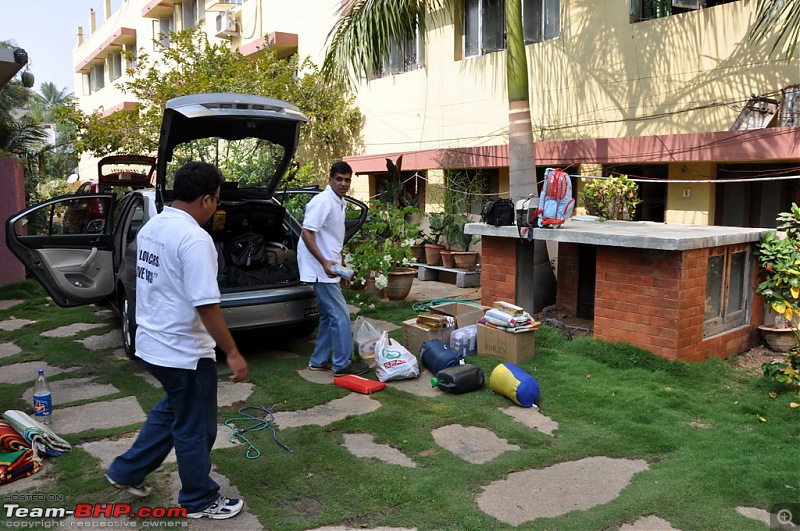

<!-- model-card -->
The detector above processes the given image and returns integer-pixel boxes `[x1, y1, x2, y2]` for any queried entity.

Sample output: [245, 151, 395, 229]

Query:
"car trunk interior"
[204, 200, 301, 291]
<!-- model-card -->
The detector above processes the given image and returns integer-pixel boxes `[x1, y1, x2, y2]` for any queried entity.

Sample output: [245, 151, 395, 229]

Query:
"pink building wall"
[0, 157, 26, 286]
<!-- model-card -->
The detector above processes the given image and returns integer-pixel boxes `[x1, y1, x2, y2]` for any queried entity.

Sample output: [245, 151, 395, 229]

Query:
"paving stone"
[0, 317, 35, 331]
[79, 425, 243, 469]
[619, 515, 680, 530]
[51, 396, 146, 435]
[41, 322, 105, 338]
[476, 456, 649, 526]
[0, 361, 78, 385]
[168, 467, 263, 530]
[137, 370, 160, 388]
[499, 406, 559, 436]
[22, 377, 119, 405]
[0, 341, 22, 359]
[431, 424, 520, 464]
[75, 329, 123, 350]
[218, 381, 255, 407]
[274, 394, 381, 428]
[343, 433, 417, 467]
[736, 506, 795, 530]
[385, 368, 440, 397]
[0, 299, 23, 311]
[93, 308, 117, 319]
[311, 527, 416, 531]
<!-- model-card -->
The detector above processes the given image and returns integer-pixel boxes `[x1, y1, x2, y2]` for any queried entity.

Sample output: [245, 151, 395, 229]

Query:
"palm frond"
[747, 0, 800, 60]
[322, 0, 448, 89]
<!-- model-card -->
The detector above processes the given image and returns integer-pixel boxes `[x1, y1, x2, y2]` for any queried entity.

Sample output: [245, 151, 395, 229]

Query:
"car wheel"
[120, 289, 137, 360]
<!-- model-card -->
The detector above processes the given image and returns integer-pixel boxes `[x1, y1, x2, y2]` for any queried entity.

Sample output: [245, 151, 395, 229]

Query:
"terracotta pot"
[365, 278, 385, 299]
[424, 243, 445, 266]
[758, 325, 798, 352]
[440, 250, 456, 268]
[411, 244, 426, 264]
[384, 268, 417, 301]
[451, 251, 478, 271]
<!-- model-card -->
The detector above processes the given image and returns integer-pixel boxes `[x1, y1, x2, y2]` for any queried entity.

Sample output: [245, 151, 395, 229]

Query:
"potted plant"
[345, 200, 421, 300]
[755, 203, 800, 352]
[448, 214, 481, 271]
[423, 212, 448, 266]
[581, 174, 641, 221]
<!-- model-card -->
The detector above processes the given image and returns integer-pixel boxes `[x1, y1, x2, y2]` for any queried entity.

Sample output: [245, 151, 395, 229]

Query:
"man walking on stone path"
[104, 161, 248, 520]
[298, 161, 370, 377]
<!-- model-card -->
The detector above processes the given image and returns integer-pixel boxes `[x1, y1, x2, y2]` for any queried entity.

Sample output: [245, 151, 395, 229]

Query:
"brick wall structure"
[0, 158, 26, 287]
[480, 236, 517, 305]
[480, 236, 764, 362]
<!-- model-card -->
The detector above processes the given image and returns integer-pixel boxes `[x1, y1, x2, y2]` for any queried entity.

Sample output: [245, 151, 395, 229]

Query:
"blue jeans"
[309, 281, 352, 371]
[106, 358, 220, 513]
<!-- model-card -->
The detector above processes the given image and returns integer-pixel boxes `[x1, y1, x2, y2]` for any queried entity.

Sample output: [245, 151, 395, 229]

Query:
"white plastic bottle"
[33, 369, 52, 424]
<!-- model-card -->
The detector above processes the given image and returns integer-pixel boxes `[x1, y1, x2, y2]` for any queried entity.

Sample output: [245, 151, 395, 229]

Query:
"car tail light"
[87, 198, 105, 218]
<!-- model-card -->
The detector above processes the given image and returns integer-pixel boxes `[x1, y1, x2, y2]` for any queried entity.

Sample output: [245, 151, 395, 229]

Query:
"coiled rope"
[225, 405, 292, 459]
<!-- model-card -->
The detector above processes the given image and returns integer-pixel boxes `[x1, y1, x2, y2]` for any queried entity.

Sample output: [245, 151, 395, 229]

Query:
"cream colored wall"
[664, 162, 715, 225]
[352, 1, 800, 157]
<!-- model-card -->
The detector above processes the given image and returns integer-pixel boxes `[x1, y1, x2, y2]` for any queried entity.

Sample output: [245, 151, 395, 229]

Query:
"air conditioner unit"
[215, 11, 238, 38]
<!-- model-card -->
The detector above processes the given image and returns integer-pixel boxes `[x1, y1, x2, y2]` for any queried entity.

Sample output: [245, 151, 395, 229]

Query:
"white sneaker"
[186, 496, 244, 520]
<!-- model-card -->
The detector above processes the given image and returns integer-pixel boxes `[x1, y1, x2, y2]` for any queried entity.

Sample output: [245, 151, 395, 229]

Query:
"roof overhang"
[345, 128, 800, 173]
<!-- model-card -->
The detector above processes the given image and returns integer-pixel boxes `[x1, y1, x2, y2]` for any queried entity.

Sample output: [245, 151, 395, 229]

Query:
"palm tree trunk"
[506, 0, 556, 313]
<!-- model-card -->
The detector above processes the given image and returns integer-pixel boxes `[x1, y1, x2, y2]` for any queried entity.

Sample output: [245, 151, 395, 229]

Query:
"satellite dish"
[67, 173, 79, 184]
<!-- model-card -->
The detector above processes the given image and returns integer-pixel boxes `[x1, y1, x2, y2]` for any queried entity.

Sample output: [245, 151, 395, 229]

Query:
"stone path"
[0, 282, 782, 530]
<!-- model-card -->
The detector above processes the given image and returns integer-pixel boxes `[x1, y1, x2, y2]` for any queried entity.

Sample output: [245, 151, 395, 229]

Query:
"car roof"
[156, 93, 308, 201]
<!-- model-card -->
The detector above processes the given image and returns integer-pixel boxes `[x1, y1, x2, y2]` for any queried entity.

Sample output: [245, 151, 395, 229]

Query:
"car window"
[12, 196, 113, 236]
[164, 137, 286, 190]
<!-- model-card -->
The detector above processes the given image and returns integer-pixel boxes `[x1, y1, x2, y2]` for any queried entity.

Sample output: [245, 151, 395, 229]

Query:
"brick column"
[0, 158, 25, 286]
[480, 236, 517, 307]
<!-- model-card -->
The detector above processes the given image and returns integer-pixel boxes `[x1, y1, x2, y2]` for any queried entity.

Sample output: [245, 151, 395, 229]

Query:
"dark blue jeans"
[106, 358, 219, 512]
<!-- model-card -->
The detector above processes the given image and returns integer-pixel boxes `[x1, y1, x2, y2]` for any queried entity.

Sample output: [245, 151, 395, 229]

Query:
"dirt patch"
[730, 345, 787, 376]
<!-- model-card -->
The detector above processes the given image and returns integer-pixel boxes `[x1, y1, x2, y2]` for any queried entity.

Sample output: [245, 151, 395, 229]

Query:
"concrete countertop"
[465, 219, 775, 251]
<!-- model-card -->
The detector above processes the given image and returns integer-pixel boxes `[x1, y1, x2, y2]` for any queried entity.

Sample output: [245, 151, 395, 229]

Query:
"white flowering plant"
[345, 200, 421, 289]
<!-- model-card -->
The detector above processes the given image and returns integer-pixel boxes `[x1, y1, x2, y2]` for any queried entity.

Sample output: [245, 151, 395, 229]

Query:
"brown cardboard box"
[429, 302, 490, 329]
[477, 323, 535, 364]
[402, 318, 455, 355]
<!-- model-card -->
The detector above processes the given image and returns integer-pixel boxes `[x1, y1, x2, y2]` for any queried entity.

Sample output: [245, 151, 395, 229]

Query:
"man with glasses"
[299, 161, 370, 376]
[105, 161, 248, 520]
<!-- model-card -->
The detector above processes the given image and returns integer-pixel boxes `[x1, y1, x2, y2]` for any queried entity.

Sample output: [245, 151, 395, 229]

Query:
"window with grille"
[704, 244, 751, 337]
[464, 0, 561, 58]
[381, 23, 425, 76]
[630, 0, 737, 22]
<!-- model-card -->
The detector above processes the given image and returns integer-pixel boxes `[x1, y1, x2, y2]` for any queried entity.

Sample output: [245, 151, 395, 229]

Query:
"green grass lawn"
[1, 280, 798, 530]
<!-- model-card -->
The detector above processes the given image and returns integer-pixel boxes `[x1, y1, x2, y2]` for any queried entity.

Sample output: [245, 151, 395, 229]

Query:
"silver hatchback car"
[6, 93, 367, 358]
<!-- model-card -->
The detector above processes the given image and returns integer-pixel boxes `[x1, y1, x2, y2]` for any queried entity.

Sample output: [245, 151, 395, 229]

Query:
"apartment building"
[74, 0, 799, 228]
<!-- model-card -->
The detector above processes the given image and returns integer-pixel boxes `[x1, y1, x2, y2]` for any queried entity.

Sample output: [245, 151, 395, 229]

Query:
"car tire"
[120, 289, 137, 360]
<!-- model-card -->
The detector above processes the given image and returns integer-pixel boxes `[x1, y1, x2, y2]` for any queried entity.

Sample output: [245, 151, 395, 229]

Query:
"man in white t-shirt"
[104, 161, 248, 520]
[298, 161, 369, 377]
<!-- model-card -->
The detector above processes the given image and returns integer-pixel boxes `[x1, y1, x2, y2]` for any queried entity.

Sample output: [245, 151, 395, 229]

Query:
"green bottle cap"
[431, 377, 439, 387]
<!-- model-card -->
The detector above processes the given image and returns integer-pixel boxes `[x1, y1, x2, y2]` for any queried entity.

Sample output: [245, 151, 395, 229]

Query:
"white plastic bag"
[374, 331, 420, 382]
[352, 316, 382, 362]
